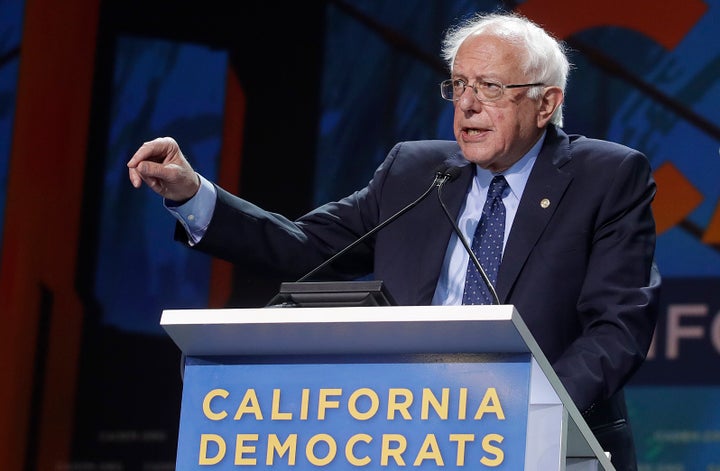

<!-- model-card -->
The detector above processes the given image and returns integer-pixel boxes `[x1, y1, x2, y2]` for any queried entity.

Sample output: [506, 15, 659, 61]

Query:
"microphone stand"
[436, 177, 500, 305]
[296, 170, 452, 283]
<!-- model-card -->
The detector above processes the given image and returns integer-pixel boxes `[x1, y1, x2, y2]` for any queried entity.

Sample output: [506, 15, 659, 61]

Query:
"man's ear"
[536, 86, 564, 127]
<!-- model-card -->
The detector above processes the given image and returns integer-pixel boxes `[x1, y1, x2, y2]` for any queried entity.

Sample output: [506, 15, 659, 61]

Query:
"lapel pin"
[540, 198, 550, 209]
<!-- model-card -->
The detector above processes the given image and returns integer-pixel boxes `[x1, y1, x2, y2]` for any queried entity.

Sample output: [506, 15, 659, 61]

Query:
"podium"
[161, 304, 615, 470]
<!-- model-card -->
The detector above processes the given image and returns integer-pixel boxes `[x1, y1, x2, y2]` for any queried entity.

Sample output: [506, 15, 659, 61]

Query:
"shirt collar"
[474, 129, 546, 198]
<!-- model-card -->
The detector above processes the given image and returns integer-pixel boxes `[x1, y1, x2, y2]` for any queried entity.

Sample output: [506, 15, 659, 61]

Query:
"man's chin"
[459, 149, 493, 168]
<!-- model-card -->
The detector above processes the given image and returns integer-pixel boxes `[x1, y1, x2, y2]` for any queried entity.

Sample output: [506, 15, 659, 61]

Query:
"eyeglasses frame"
[440, 78, 545, 103]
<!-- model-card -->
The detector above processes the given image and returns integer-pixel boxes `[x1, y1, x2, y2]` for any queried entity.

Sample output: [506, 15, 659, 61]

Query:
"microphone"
[436, 171, 500, 305]
[295, 165, 458, 284]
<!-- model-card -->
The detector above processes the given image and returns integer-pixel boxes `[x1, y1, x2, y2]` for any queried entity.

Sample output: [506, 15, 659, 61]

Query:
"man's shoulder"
[548, 124, 641, 156]
[389, 139, 465, 169]
[568, 134, 638, 153]
[551, 124, 640, 159]
[380, 140, 466, 179]
[553, 131, 650, 181]
[398, 139, 460, 150]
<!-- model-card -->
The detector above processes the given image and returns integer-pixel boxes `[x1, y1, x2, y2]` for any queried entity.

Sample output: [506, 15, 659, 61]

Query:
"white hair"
[441, 12, 570, 127]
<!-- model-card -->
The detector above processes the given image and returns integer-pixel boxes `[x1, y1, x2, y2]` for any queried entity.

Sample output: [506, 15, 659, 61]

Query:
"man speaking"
[128, 11, 660, 470]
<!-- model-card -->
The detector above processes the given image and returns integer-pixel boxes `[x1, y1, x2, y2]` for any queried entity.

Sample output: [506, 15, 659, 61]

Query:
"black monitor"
[266, 280, 396, 307]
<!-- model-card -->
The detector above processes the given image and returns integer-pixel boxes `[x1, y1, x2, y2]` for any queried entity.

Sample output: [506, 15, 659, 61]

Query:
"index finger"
[126, 137, 177, 168]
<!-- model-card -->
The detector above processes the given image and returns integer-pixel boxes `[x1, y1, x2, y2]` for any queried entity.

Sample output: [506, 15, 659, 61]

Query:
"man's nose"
[457, 86, 480, 112]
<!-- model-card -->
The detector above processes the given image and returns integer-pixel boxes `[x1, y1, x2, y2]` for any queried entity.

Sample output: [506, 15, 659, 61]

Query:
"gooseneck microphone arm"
[297, 168, 454, 283]
[436, 171, 501, 305]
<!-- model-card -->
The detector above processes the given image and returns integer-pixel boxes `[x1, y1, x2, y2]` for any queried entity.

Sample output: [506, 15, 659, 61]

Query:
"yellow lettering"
[449, 433, 474, 466]
[266, 434, 297, 465]
[480, 433, 504, 467]
[345, 433, 372, 466]
[412, 434, 443, 466]
[348, 388, 379, 420]
[234, 434, 258, 465]
[306, 434, 336, 466]
[271, 389, 292, 420]
[421, 388, 449, 419]
[317, 388, 342, 420]
[458, 387, 468, 419]
[233, 389, 263, 420]
[300, 388, 310, 420]
[474, 387, 505, 420]
[198, 434, 225, 465]
[202, 389, 229, 420]
[381, 434, 407, 466]
[387, 388, 413, 420]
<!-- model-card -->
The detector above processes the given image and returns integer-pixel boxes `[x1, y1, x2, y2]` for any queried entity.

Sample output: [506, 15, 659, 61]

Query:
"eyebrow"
[451, 74, 501, 82]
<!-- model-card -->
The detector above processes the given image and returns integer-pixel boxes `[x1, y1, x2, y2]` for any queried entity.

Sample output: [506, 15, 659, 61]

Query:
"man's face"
[451, 34, 548, 173]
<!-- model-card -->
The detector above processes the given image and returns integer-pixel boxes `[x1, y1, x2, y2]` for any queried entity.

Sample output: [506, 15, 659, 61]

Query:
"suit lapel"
[497, 127, 573, 302]
[414, 155, 474, 304]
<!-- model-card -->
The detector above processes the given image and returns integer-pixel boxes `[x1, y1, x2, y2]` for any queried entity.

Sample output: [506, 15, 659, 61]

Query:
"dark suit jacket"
[186, 124, 660, 470]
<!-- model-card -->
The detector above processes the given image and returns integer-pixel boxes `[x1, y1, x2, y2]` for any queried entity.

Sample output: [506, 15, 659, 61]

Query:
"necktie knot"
[487, 175, 508, 201]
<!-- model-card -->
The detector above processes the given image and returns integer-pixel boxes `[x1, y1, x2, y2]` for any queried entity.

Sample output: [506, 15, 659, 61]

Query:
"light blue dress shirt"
[164, 175, 216, 245]
[431, 131, 545, 305]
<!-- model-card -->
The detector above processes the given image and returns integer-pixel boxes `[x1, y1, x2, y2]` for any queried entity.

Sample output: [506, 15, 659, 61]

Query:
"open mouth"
[463, 127, 489, 137]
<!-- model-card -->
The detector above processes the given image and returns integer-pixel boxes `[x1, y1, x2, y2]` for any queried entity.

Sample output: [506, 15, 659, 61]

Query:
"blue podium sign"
[162, 305, 616, 470]
[177, 355, 531, 470]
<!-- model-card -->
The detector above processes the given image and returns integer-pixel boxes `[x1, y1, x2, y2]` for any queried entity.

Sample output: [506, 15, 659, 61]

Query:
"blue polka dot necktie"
[462, 175, 508, 305]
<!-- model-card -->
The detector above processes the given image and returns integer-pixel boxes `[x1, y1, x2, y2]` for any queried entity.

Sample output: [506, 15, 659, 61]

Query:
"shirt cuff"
[164, 174, 217, 245]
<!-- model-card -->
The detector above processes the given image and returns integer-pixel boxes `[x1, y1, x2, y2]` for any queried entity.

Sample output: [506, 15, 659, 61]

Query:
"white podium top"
[161, 304, 531, 356]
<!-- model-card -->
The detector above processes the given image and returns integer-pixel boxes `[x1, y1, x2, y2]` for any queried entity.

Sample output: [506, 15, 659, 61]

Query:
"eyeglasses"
[440, 78, 544, 102]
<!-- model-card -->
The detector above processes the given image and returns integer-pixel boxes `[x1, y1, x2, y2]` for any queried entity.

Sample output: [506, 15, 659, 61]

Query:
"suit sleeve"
[175, 143, 403, 280]
[552, 148, 660, 413]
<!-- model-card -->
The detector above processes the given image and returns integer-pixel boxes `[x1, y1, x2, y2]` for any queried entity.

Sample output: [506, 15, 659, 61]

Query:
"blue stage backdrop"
[1, 0, 719, 469]
[0, 0, 23, 252]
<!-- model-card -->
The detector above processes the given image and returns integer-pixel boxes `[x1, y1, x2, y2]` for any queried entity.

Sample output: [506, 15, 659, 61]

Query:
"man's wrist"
[164, 175, 217, 244]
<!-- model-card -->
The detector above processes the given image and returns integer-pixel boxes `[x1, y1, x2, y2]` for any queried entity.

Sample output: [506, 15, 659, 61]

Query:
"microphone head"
[444, 166, 462, 181]
[433, 164, 462, 180]
[433, 164, 450, 176]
